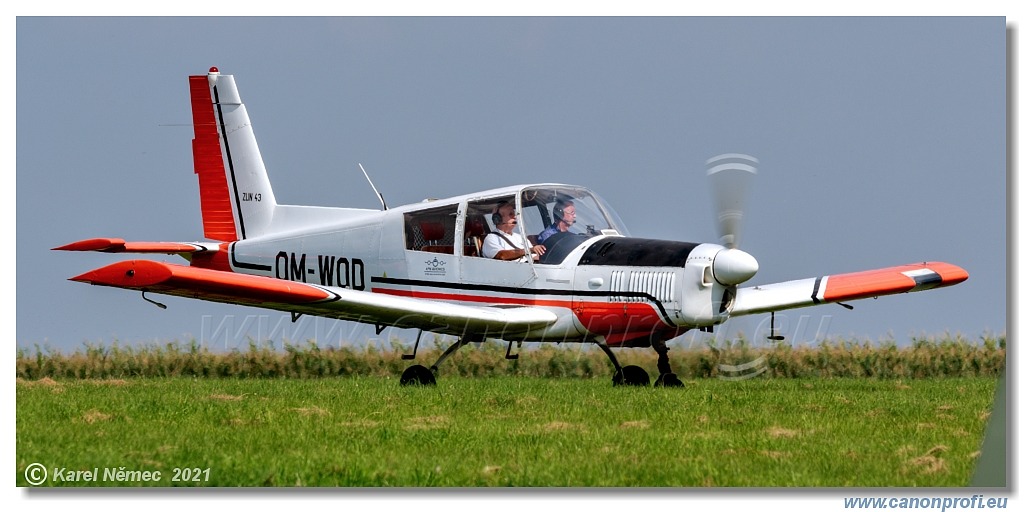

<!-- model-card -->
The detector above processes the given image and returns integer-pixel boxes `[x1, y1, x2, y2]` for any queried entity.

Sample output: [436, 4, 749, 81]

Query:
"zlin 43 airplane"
[56, 67, 969, 387]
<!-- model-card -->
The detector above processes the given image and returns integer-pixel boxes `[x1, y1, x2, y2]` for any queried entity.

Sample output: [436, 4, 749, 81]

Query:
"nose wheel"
[652, 338, 685, 387]
[654, 372, 684, 387]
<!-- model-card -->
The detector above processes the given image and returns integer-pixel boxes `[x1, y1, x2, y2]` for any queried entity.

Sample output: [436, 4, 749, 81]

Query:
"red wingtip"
[69, 260, 173, 287]
[53, 238, 126, 252]
[928, 261, 969, 287]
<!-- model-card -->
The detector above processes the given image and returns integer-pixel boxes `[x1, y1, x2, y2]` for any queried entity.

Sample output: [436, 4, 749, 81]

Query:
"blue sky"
[16, 17, 1006, 354]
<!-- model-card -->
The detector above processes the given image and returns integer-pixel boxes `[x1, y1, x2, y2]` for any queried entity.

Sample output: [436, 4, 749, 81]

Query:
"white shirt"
[482, 230, 532, 261]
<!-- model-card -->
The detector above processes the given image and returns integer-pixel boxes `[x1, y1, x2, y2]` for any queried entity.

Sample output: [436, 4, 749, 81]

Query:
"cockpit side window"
[463, 199, 504, 258]
[468, 195, 538, 262]
[403, 205, 458, 255]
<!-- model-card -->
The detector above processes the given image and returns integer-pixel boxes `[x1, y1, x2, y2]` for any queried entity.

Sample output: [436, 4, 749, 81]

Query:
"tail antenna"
[358, 163, 388, 211]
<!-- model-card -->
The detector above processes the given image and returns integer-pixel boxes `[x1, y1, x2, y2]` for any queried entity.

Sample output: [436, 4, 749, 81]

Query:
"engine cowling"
[678, 243, 757, 326]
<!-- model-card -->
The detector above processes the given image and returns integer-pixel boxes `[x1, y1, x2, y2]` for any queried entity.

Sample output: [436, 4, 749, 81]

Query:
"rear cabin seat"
[418, 220, 454, 254]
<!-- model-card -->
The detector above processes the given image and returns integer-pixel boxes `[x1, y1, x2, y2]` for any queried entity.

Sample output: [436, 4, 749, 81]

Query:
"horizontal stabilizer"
[731, 262, 968, 317]
[69, 260, 557, 337]
[53, 238, 217, 254]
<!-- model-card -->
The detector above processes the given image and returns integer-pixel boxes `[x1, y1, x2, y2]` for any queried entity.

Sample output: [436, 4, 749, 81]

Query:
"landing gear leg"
[652, 338, 684, 388]
[430, 335, 478, 373]
[400, 334, 481, 386]
[598, 341, 649, 387]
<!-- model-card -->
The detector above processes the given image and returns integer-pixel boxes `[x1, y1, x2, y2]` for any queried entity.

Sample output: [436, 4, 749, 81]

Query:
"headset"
[492, 201, 509, 226]
[552, 202, 565, 223]
[552, 200, 573, 223]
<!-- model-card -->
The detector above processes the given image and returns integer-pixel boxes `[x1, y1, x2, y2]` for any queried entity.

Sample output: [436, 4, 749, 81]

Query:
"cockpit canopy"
[403, 184, 630, 264]
[518, 185, 629, 241]
[516, 185, 629, 264]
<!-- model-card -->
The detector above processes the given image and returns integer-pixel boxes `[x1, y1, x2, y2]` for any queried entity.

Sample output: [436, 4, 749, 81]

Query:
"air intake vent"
[610, 270, 676, 302]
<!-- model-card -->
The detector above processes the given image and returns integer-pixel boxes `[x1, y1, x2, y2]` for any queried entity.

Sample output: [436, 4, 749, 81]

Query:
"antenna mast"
[358, 163, 388, 211]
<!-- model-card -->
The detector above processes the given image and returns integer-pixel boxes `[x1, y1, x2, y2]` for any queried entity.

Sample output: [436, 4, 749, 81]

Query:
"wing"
[68, 260, 557, 337]
[730, 262, 968, 317]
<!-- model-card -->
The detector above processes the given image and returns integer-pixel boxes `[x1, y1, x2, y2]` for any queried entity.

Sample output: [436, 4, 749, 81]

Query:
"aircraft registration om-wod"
[56, 67, 969, 387]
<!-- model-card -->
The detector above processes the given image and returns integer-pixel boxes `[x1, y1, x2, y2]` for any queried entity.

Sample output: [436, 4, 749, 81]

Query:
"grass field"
[16, 376, 997, 487]
[16, 333, 1005, 380]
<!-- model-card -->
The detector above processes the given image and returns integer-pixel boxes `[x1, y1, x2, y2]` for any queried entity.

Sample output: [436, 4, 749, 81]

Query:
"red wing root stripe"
[70, 260, 334, 305]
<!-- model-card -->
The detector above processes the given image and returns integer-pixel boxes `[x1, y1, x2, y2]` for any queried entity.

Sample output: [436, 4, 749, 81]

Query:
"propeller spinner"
[706, 154, 759, 286]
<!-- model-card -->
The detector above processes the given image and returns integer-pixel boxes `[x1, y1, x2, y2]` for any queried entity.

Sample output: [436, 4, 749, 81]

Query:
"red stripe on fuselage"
[373, 286, 672, 343]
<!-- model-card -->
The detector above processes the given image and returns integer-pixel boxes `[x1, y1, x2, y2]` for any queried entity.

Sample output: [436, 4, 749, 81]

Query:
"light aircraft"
[56, 67, 969, 387]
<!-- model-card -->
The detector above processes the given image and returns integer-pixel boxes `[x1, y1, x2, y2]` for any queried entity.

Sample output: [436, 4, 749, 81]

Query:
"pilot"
[482, 202, 546, 262]
[536, 199, 576, 244]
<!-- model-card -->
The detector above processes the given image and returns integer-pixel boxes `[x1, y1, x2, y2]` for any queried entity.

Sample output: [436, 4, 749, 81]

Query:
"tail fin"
[189, 67, 277, 241]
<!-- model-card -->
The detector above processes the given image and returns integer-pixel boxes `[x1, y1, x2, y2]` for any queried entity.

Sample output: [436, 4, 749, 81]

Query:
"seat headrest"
[466, 216, 487, 236]
[419, 220, 445, 241]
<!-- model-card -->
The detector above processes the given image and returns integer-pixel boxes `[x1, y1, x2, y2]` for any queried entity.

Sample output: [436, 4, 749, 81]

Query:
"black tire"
[654, 372, 685, 388]
[612, 365, 650, 387]
[400, 364, 436, 386]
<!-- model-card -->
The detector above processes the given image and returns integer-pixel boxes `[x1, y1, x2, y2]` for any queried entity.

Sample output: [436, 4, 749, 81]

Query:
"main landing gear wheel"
[654, 373, 685, 388]
[400, 364, 436, 386]
[399, 335, 478, 386]
[612, 365, 650, 387]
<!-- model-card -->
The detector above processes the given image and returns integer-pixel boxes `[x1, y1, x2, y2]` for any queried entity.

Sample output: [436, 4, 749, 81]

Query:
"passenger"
[536, 199, 576, 244]
[482, 202, 546, 261]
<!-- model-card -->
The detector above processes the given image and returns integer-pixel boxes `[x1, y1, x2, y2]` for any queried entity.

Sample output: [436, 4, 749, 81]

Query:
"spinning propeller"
[706, 154, 759, 286]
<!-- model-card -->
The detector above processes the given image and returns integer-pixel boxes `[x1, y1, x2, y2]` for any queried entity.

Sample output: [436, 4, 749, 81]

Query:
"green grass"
[16, 376, 997, 487]
[16, 333, 1006, 380]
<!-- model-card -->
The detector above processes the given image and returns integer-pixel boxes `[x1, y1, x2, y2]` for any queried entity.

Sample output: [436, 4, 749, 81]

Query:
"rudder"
[190, 67, 277, 241]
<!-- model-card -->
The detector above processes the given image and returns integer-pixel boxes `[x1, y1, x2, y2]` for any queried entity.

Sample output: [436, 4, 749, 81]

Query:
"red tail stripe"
[189, 75, 238, 242]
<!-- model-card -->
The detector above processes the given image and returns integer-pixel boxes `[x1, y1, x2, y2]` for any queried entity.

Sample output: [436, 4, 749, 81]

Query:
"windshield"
[519, 185, 629, 238]
[519, 185, 629, 264]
